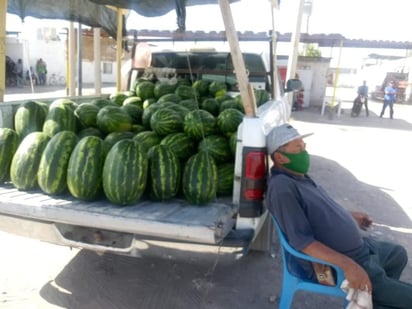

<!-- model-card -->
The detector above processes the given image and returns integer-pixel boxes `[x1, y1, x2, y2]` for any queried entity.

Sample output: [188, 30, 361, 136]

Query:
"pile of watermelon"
[0, 77, 270, 206]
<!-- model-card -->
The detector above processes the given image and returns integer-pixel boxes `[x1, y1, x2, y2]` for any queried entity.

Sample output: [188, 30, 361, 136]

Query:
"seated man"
[265, 123, 412, 309]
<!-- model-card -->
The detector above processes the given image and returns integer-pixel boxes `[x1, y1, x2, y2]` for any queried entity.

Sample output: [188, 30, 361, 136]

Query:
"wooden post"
[94, 28, 102, 95]
[218, 0, 256, 117]
[116, 9, 123, 92]
[0, 0, 7, 102]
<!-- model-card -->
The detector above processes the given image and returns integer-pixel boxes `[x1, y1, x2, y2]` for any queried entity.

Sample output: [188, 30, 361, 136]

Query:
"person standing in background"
[36, 58, 47, 85]
[380, 80, 397, 119]
[357, 80, 369, 116]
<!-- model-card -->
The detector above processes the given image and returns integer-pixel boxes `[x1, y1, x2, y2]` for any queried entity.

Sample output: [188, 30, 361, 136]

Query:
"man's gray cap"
[266, 123, 312, 155]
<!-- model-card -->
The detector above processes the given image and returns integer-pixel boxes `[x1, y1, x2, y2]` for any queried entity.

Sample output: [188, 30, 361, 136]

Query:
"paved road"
[0, 95, 411, 308]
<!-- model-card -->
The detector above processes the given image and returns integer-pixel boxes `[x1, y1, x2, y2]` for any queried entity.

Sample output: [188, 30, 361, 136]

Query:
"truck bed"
[0, 183, 237, 251]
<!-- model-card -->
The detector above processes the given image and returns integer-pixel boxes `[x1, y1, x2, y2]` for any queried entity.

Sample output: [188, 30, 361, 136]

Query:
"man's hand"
[351, 211, 373, 231]
[343, 259, 372, 293]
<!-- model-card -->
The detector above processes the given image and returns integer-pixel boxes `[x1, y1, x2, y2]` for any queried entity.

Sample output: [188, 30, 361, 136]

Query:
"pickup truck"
[0, 47, 299, 258]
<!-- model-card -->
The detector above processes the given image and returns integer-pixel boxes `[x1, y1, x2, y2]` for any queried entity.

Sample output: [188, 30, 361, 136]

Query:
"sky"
[5, 0, 412, 42]
[5, 0, 412, 70]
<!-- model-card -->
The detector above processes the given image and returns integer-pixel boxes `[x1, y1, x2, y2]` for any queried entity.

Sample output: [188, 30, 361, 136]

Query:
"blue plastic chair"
[271, 215, 348, 308]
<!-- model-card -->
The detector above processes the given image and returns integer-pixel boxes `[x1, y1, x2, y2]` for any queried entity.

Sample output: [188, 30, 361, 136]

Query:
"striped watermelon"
[122, 96, 143, 107]
[77, 127, 105, 140]
[229, 132, 238, 157]
[150, 108, 183, 136]
[200, 98, 219, 116]
[102, 139, 148, 205]
[96, 105, 133, 134]
[74, 103, 100, 128]
[121, 104, 143, 124]
[217, 163, 235, 195]
[182, 151, 217, 205]
[0, 128, 19, 182]
[148, 145, 180, 201]
[183, 109, 217, 140]
[104, 131, 135, 153]
[67, 136, 106, 200]
[10, 132, 50, 190]
[217, 108, 244, 137]
[160, 132, 196, 160]
[37, 131, 79, 195]
[157, 93, 181, 103]
[179, 99, 199, 111]
[154, 82, 177, 99]
[198, 135, 232, 164]
[133, 131, 162, 153]
[43, 99, 78, 137]
[14, 101, 48, 140]
[135, 81, 155, 101]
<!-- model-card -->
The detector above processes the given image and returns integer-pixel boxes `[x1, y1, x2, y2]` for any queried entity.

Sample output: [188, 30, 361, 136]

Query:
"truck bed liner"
[0, 183, 237, 244]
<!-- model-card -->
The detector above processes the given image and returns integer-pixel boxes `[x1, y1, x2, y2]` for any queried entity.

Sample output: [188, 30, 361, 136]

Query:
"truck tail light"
[243, 151, 266, 200]
[239, 147, 267, 217]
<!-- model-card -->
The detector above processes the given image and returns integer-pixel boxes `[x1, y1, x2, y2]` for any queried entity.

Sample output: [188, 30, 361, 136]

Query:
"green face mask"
[280, 150, 310, 174]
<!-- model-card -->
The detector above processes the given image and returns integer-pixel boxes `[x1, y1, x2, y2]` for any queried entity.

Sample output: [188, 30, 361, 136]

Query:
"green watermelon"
[133, 131, 162, 153]
[182, 151, 217, 205]
[109, 92, 128, 105]
[10, 132, 50, 190]
[103, 131, 135, 153]
[150, 108, 183, 136]
[148, 144, 180, 201]
[66, 136, 105, 200]
[74, 103, 100, 128]
[192, 80, 210, 97]
[103, 139, 148, 205]
[158, 93, 181, 103]
[77, 127, 105, 139]
[217, 163, 235, 195]
[179, 99, 199, 111]
[229, 132, 238, 157]
[43, 99, 78, 137]
[135, 81, 155, 101]
[219, 99, 243, 113]
[91, 98, 117, 109]
[37, 131, 79, 195]
[198, 135, 232, 163]
[209, 81, 227, 97]
[160, 132, 196, 160]
[14, 101, 48, 140]
[154, 82, 177, 99]
[175, 85, 198, 100]
[217, 108, 244, 136]
[0, 128, 19, 182]
[122, 96, 143, 107]
[183, 110, 217, 140]
[96, 105, 133, 134]
[200, 98, 219, 116]
[121, 104, 143, 124]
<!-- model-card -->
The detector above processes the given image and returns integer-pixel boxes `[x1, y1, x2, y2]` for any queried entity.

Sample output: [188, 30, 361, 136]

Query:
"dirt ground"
[0, 91, 412, 309]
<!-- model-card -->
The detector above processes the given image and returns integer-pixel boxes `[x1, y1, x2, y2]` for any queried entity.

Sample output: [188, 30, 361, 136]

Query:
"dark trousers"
[380, 99, 394, 118]
[355, 237, 412, 308]
[364, 98, 369, 116]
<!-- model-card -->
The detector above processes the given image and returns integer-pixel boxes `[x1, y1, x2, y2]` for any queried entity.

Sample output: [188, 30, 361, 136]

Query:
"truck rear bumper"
[0, 185, 241, 255]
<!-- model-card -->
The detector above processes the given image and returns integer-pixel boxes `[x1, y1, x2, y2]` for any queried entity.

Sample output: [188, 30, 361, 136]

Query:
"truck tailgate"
[0, 184, 236, 245]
